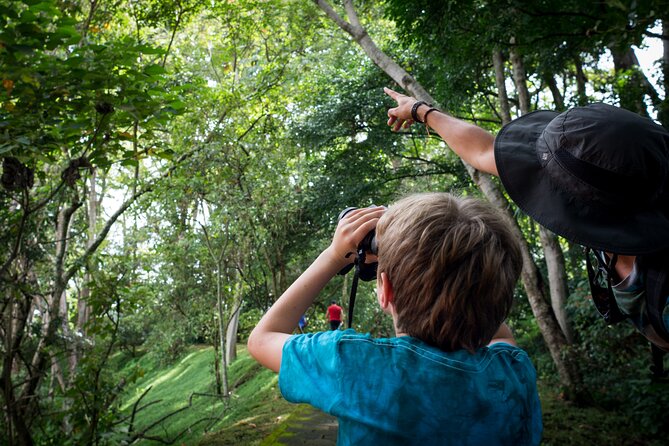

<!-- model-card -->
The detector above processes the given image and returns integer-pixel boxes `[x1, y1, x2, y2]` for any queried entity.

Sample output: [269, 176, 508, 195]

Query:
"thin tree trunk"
[217, 266, 227, 396]
[545, 75, 565, 111]
[492, 49, 512, 125]
[77, 172, 96, 329]
[19, 200, 80, 444]
[3, 285, 17, 446]
[509, 37, 530, 115]
[74, 171, 97, 378]
[510, 45, 575, 346]
[573, 55, 588, 106]
[212, 319, 222, 395]
[610, 46, 660, 117]
[226, 297, 241, 365]
[539, 228, 574, 343]
[542, 70, 574, 343]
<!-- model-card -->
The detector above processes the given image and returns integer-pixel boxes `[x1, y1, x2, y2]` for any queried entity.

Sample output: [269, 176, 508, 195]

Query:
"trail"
[269, 405, 338, 445]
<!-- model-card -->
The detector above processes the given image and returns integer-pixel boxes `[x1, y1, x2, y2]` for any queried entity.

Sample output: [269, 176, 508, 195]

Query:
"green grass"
[118, 345, 294, 445]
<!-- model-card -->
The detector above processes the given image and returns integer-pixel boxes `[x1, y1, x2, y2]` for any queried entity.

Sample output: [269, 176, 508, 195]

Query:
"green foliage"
[566, 281, 669, 435]
[383, 0, 662, 111]
[539, 380, 666, 445]
[0, 0, 181, 169]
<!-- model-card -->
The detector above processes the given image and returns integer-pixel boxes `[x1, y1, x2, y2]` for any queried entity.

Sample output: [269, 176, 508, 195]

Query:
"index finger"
[384, 87, 401, 101]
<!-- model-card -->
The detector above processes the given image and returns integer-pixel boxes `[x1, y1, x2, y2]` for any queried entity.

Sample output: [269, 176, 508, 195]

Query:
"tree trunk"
[212, 320, 222, 395]
[539, 228, 574, 343]
[545, 75, 565, 112]
[610, 45, 660, 117]
[492, 49, 512, 125]
[226, 301, 240, 365]
[573, 55, 588, 106]
[77, 170, 97, 338]
[19, 200, 80, 444]
[316, 0, 586, 400]
[217, 264, 227, 396]
[509, 37, 530, 115]
[510, 44, 575, 346]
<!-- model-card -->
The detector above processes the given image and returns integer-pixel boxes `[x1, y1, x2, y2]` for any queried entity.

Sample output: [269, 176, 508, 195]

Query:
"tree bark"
[545, 75, 565, 111]
[573, 55, 588, 106]
[492, 49, 512, 125]
[510, 44, 575, 344]
[509, 37, 530, 114]
[77, 171, 97, 336]
[610, 45, 660, 117]
[217, 267, 227, 396]
[226, 300, 241, 365]
[539, 228, 574, 343]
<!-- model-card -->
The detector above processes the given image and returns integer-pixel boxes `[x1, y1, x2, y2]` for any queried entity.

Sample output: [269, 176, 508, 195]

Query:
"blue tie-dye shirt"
[279, 329, 542, 446]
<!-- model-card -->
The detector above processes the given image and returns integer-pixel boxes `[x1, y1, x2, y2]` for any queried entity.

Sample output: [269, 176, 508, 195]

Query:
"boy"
[248, 193, 542, 445]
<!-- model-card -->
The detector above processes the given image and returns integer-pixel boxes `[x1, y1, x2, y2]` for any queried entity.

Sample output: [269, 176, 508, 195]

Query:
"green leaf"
[155, 149, 174, 160]
[121, 158, 138, 168]
[143, 64, 166, 76]
[0, 144, 14, 155]
[29, 2, 59, 14]
[48, 26, 81, 46]
[169, 99, 185, 110]
[136, 44, 165, 55]
[19, 11, 37, 23]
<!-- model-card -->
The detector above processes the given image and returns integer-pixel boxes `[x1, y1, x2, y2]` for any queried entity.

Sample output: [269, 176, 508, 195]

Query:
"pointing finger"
[384, 87, 400, 101]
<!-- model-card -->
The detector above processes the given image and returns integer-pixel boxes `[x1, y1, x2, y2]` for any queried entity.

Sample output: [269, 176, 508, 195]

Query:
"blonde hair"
[376, 193, 522, 352]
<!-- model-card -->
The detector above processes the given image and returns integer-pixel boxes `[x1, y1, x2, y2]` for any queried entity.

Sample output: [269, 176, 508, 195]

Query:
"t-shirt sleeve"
[278, 330, 344, 413]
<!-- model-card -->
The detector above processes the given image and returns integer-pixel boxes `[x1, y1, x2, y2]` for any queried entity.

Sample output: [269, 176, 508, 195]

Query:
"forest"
[1, 0, 668, 444]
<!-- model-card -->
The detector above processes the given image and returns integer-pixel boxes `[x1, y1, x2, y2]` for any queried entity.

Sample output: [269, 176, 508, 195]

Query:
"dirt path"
[264, 405, 338, 445]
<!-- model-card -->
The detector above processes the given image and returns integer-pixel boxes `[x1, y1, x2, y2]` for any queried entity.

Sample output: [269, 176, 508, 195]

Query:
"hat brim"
[494, 110, 669, 255]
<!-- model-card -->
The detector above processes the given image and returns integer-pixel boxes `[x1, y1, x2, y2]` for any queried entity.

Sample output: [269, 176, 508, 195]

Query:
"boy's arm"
[248, 207, 385, 372]
[384, 87, 498, 176]
[488, 323, 517, 346]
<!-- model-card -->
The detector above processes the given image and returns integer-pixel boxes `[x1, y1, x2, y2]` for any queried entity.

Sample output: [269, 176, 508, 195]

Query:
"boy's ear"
[378, 272, 395, 309]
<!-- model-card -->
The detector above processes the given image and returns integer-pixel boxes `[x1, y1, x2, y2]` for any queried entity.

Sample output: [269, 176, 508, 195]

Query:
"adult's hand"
[383, 87, 498, 176]
[385, 87, 417, 132]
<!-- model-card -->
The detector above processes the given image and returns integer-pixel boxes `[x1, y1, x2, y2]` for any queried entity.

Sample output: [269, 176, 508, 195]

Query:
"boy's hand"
[326, 206, 385, 269]
[249, 206, 384, 373]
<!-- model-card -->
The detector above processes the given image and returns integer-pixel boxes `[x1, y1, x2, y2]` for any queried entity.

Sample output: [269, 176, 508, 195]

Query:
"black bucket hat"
[494, 103, 669, 255]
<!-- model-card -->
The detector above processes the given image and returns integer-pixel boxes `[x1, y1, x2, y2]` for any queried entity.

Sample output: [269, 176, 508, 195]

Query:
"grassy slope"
[118, 345, 294, 445]
[119, 345, 664, 445]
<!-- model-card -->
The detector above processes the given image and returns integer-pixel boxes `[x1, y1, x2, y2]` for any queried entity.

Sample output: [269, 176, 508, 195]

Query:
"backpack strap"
[584, 248, 626, 324]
